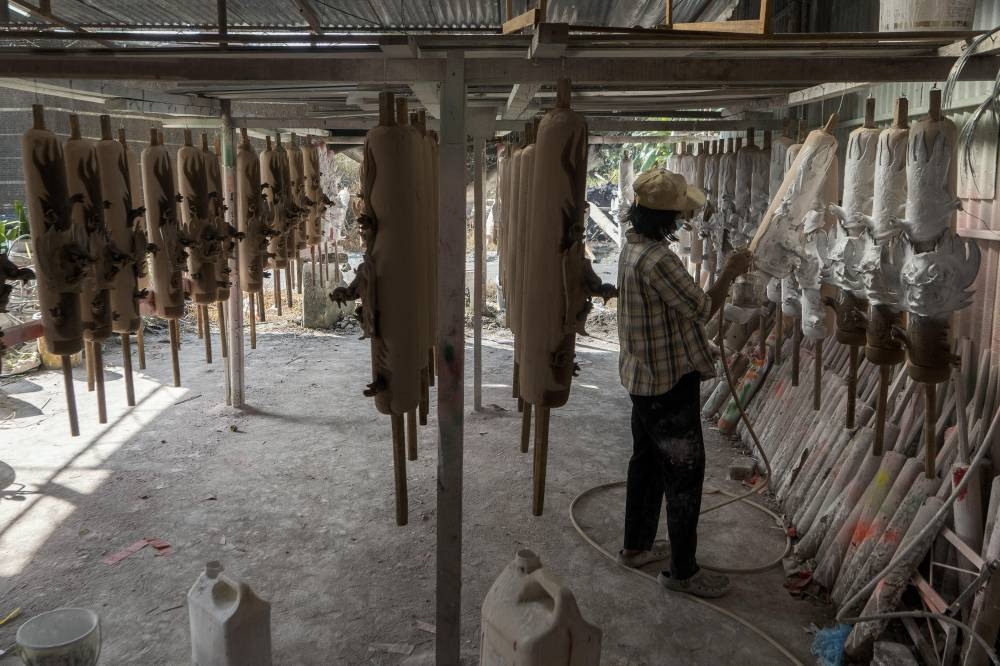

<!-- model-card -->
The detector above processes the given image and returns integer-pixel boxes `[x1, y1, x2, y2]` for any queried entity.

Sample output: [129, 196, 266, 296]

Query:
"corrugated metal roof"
[4, 0, 729, 30]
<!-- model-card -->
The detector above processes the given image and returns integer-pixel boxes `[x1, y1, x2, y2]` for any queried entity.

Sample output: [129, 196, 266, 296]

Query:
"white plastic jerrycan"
[187, 561, 272, 666]
[480, 549, 601, 665]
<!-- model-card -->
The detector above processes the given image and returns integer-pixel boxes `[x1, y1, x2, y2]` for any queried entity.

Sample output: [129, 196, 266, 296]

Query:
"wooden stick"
[62, 355, 80, 437]
[168, 319, 181, 388]
[775, 313, 783, 364]
[924, 382, 937, 478]
[847, 344, 858, 429]
[521, 402, 532, 453]
[954, 362, 971, 463]
[428, 347, 435, 388]
[121, 333, 135, 407]
[137, 321, 146, 369]
[257, 290, 265, 321]
[86, 340, 95, 392]
[814, 338, 823, 411]
[93, 341, 107, 424]
[217, 302, 228, 359]
[274, 267, 282, 315]
[532, 406, 550, 516]
[419, 370, 429, 426]
[406, 409, 418, 461]
[286, 262, 294, 305]
[874, 365, 891, 456]
[391, 413, 408, 526]
[249, 294, 257, 350]
[792, 318, 801, 386]
[196, 305, 204, 339]
[202, 305, 213, 364]
[319, 245, 326, 288]
[311, 245, 319, 288]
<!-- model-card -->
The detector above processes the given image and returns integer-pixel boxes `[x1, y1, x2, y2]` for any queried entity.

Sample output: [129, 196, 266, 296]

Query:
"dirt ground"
[0, 304, 830, 664]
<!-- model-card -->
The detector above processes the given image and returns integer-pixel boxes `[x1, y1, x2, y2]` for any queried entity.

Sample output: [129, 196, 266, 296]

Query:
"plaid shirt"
[618, 230, 716, 396]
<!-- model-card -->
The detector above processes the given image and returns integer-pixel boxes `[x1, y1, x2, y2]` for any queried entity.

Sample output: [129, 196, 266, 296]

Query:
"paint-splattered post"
[436, 50, 466, 666]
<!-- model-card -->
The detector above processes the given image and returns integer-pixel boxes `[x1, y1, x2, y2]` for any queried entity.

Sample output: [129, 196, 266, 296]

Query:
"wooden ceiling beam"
[1, 53, 997, 85]
[291, 0, 323, 35]
[502, 82, 541, 120]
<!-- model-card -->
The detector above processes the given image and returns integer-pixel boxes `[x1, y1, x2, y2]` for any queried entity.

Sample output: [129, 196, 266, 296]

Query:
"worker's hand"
[723, 248, 753, 277]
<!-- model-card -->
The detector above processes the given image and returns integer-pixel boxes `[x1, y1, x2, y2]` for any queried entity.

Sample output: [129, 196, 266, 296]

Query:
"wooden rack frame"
[503, 0, 547, 35]
[664, 0, 772, 35]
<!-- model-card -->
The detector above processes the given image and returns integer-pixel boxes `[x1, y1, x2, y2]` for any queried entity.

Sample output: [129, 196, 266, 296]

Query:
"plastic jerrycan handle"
[516, 567, 574, 620]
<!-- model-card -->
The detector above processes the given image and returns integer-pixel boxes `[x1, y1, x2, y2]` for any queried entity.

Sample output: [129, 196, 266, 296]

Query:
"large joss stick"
[22, 105, 85, 435]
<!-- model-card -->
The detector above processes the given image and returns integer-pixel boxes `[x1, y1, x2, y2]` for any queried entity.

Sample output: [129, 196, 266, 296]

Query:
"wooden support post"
[473, 136, 484, 412]
[121, 333, 135, 407]
[435, 49, 465, 666]
[521, 402, 532, 453]
[286, 263, 294, 306]
[221, 100, 244, 407]
[93, 342, 106, 424]
[137, 321, 146, 369]
[168, 319, 181, 388]
[532, 406, 550, 516]
[407, 409, 418, 461]
[391, 413, 408, 526]
[202, 305, 213, 364]
[62, 355, 80, 437]
[196, 305, 204, 339]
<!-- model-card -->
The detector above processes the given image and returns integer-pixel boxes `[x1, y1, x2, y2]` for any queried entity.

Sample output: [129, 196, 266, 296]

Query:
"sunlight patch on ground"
[0, 371, 182, 577]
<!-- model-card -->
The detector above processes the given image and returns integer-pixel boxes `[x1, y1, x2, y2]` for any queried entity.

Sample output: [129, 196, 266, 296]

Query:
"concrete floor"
[0, 315, 830, 664]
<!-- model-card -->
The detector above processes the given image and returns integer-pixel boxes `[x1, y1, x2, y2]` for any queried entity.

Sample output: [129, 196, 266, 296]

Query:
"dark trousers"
[624, 372, 706, 580]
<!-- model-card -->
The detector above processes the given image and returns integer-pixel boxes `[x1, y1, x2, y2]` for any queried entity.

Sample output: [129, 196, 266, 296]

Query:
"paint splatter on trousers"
[624, 371, 705, 580]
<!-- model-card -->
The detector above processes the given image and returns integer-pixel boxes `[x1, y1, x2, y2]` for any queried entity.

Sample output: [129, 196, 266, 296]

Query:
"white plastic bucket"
[16, 608, 101, 666]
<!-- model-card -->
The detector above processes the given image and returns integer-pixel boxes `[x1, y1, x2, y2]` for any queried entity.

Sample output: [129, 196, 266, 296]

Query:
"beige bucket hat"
[633, 168, 706, 212]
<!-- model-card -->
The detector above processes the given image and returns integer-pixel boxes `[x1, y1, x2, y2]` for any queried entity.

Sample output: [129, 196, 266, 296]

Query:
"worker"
[616, 167, 752, 599]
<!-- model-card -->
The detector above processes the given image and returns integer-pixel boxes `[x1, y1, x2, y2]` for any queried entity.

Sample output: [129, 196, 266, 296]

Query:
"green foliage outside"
[587, 142, 675, 187]
[1, 201, 29, 255]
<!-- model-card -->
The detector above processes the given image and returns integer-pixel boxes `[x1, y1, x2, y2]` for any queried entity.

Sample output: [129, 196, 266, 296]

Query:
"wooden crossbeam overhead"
[410, 82, 441, 118]
[291, 0, 323, 34]
[503, 82, 541, 120]
[8, 0, 113, 47]
[1, 52, 998, 85]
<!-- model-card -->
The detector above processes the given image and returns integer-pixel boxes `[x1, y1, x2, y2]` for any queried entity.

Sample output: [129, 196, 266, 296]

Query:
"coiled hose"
[569, 302, 800, 664]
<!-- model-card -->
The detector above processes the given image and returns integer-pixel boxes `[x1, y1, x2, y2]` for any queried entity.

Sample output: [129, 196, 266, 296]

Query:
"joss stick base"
[532, 406, 550, 517]
[93, 342, 107, 424]
[406, 410, 418, 461]
[62, 354, 80, 437]
[121, 333, 136, 407]
[168, 319, 181, 387]
[391, 413, 408, 526]
[521, 402, 532, 454]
